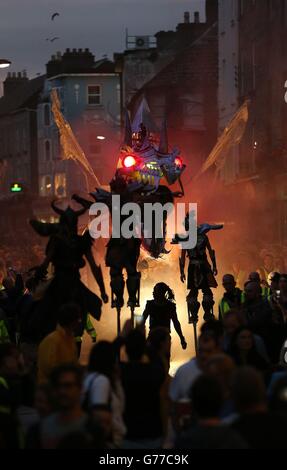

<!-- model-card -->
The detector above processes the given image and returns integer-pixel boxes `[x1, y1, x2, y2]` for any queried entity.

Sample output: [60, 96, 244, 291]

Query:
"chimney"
[184, 11, 190, 24]
[206, 0, 218, 24]
[46, 48, 96, 78]
[3, 71, 29, 96]
[46, 54, 62, 78]
[194, 11, 200, 23]
[155, 30, 177, 51]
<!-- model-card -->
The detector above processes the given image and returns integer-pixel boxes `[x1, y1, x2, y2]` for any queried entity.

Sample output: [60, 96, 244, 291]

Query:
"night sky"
[0, 0, 205, 78]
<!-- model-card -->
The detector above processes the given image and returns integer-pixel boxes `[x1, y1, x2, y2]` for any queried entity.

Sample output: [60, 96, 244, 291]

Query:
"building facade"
[218, 0, 240, 183]
[116, 1, 218, 105]
[226, 0, 287, 244]
[0, 73, 45, 200]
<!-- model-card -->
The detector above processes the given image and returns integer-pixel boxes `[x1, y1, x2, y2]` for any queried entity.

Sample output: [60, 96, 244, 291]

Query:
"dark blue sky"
[0, 0, 205, 78]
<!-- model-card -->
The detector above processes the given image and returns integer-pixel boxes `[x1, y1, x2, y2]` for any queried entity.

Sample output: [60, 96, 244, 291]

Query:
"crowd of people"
[1, 245, 287, 450]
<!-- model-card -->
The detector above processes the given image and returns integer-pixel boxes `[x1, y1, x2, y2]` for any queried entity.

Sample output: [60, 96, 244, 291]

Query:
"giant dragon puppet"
[73, 99, 186, 331]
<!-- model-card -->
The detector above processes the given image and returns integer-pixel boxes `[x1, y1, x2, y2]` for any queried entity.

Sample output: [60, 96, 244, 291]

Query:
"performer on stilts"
[173, 216, 223, 353]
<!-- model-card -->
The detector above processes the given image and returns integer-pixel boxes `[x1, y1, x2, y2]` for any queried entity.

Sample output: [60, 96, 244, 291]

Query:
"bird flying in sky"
[46, 37, 60, 42]
[51, 12, 60, 21]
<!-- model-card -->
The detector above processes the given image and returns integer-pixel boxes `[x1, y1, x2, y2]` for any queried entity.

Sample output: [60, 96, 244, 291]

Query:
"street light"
[0, 59, 11, 69]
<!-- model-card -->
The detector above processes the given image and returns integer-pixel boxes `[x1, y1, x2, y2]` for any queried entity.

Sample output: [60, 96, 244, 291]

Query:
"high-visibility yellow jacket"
[75, 315, 97, 343]
[219, 289, 244, 319]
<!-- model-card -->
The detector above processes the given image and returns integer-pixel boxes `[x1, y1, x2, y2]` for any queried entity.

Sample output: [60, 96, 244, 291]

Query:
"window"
[45, 140, 51, 161]
[40, 175, 52, 197]
[44, 104, 51, 126]
[87, 85, 102, 105]
[54, 173, 67, 197]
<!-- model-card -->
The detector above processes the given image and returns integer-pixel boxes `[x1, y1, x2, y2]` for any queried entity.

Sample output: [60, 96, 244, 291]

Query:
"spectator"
[218, 274, 243, 320]
[258, 254, 275, 285]
[82, 341, 126, 448]
[267, 272, 281, 296]
[242, 282, 273, 333]
[241, 281, 275, 359]
[222, 310, 242, 351]
[175, 375, 247, 449]
[276, 274, 287, 321]
[33, 365, 102, 449]
[268, 339, 287, 397]
[222, 310, 269, 363]
[232, 367, 287, 449]
[201, 320, 224, 347]
[25, 385, 55, 448]
[37, 303, 80, 384]
[34, 384, 54, 419]
[229, 327, 269, 372]
[121, 328, 165, 449]
[142, 283, 187, 350]
[205, 354, 236, 421]
[248, 272, 269, 297]
[169, 332, 221, 404]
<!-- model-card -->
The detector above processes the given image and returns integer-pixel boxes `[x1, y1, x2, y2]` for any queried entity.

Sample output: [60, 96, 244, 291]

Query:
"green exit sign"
[10, 183, 23, 193]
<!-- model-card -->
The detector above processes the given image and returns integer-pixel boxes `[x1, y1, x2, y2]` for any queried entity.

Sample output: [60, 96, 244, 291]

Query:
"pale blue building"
[37, 48, 122, 201]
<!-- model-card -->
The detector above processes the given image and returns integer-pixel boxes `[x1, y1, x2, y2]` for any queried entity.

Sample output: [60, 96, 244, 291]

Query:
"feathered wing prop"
[51, 89, 101, 187]
[195, 100, 249, 180]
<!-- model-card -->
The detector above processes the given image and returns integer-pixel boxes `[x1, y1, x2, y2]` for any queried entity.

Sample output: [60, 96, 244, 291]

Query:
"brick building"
[116, 0, 218, 105]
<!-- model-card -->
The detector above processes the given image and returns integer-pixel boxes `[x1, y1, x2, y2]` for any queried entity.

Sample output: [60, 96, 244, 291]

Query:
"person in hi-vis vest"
[219, 274, 243, 321]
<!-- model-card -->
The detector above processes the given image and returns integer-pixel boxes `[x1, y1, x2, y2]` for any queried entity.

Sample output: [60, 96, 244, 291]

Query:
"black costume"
[179, 225, 223, 324]
[29, 201, 108, 340]
[173, 222, 223, 332]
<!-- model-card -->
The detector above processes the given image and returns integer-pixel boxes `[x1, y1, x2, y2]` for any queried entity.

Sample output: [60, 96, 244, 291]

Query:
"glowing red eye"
[175, 157, 183, 168]
[123, 155, 137, 168]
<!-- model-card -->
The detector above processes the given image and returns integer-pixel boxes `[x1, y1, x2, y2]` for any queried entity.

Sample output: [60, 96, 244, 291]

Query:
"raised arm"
[179, 249, 187, 283]
[85, 248, 108, 304]
[171, 307, 187, 350]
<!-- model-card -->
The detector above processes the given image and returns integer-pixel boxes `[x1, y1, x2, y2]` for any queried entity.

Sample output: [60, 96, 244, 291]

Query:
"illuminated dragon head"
[114, 99, 186, 194]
